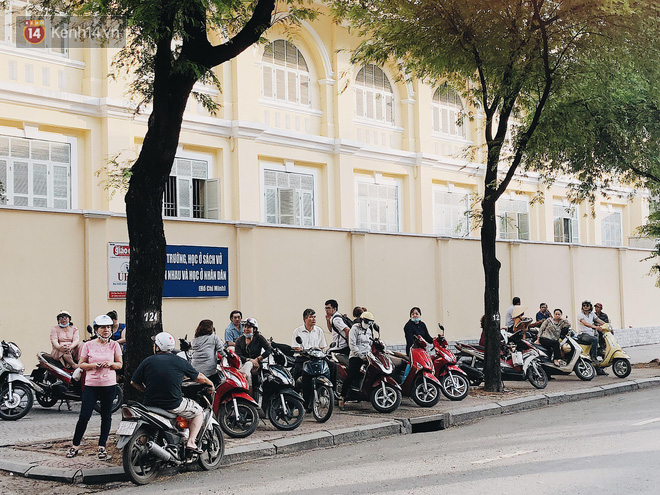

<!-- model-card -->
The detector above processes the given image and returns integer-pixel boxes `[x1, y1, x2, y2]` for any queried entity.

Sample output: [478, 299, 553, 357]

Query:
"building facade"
[0, 5, 657, 366]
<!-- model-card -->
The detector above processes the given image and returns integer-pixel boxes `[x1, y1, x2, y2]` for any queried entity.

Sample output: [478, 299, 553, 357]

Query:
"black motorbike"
[256, 340, 305, 430]
[117, 383, 224, 485]
[291, 336, 334, 423]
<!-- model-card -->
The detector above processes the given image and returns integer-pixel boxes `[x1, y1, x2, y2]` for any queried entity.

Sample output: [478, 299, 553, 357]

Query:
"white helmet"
[94, 314, 113, 327]
[153, 332, 176, 352]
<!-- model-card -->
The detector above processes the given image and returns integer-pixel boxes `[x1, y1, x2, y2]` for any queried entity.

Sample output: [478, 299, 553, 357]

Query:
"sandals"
[65, 447, 79, 458]
[98, 446, 110, 460]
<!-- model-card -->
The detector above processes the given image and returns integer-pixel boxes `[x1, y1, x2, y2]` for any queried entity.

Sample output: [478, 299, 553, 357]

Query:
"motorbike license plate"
[116, 421, 138, 436]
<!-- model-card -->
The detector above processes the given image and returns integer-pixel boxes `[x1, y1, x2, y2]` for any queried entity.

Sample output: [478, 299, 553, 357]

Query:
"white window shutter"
[178, 177, 191, 217]
[204, 178, 220, 219]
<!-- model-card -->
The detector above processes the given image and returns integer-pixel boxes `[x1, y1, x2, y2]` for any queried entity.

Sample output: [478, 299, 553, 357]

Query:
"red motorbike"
[211, 346, 260, 438]
[335, 333, 402, 413]
[387, 335, 442, 407]
[432, 328, 470, 401]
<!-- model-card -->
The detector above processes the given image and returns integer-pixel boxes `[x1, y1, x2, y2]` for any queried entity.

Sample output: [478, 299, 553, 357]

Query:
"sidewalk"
[2, 344, 659, 485]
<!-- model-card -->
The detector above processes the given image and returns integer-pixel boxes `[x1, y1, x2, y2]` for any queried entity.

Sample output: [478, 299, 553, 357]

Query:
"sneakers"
[98, 446, 110, 460]
[65, 447, 79, 458]
[72, 367, 83, 381]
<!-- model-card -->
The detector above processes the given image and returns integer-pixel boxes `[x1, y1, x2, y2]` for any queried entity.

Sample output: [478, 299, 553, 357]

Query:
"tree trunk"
[481, 167, 503, 392]
[123, 73, 196, 402]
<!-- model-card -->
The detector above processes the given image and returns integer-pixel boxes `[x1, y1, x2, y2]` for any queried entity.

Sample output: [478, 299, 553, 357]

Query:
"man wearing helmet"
[234, 318, 271, 391]
[130, 332, 214, 453]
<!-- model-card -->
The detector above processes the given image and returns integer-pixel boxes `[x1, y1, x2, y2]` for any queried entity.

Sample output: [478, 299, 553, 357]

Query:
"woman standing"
[191, 319, 225, 386]
[403, 307, 433, 355]
[50, 310, 80, 369]
[66, 314, 122, 460]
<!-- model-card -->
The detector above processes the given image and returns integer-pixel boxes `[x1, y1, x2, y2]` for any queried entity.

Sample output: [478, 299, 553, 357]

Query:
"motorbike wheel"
[93, 384, 123, 414]
[35, 372, 58, 408]
[217, 398, 259, 438]
[122, 427, 160, 485]
[412, 376, 441, 407]
[612, 358, 632, 378]
[526, 362, 548, 389]
[197, 424, 225, 471]
[370, 383, 402, 413]
[439, 373, 470, 402]
[574, 358, 595, 381]
[268, 394, 305, 431]
[312, 384, 334, 423]
[0, 383, 34, 421]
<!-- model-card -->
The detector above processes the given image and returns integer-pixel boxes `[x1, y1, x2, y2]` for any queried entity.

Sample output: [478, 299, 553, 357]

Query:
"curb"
[2, 378, 658, 484]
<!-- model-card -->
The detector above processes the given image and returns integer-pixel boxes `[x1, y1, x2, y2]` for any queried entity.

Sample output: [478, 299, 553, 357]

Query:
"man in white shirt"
[291, 308, 336, 409]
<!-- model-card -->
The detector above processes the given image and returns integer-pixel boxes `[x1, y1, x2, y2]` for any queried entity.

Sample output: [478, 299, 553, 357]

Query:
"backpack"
[331, 314, 353, 343]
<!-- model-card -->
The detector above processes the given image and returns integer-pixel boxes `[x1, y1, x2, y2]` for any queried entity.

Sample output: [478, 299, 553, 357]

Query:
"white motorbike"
[535, 332, 595, 381]
[1, 341, 41, 420]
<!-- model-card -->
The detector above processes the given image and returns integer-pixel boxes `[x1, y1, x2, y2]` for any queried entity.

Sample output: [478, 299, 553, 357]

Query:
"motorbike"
[212, 345, 260, 438]
[456, 328, 548, 389]
[335, 330, 402, 413]
[30, 350, 123, 412]
[534, 331, 595, 381]
[117, 382, 224, 485]
[1, 341, 39, 420]
[387, 334, 442, 407]
[254, 341, 305, 430]
[432, 328, 470, 401]
[289, 336, 334, 423]
[579, 324, 631, 378]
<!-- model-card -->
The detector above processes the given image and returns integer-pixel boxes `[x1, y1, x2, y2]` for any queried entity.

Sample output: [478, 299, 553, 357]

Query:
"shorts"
[168, 397, 203, 419]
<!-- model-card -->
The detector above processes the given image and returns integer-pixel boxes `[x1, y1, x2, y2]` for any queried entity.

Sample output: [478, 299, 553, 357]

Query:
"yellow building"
[0, 5, 658, 366]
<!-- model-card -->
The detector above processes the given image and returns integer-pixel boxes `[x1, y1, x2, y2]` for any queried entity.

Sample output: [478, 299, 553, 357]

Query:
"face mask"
[244, 332, 253, 339]
[59, 322, 68, 328]
[361, 321, 371, 330]
[411, 318, 421, 323]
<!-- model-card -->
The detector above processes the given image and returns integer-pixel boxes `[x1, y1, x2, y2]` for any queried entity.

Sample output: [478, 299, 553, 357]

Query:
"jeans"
[73, 385, 116, 447]
[578, 333, 599, 361]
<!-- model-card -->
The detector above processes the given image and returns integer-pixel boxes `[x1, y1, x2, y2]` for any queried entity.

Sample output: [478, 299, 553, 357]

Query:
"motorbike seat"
[38, 351, 70, 369]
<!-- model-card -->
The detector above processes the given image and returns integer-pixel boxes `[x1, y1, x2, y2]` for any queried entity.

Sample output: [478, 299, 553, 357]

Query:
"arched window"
[432, 84, 465, 138]
[355, 64, 394, 124]
[262, 40, 310, 106]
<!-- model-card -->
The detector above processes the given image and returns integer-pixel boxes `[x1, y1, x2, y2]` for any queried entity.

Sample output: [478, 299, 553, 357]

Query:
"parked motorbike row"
[456, 322, 632, 388]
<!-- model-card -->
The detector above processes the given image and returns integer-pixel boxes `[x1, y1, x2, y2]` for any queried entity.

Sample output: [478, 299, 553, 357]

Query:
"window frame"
[431, 84, 466, 139]
[260, 161, 318, 227]
[354, 64, 395, 125]
[355, 175, 401, 233]
[0, 127, 77, 210]
[601, 206, 623, 247]
[163, 152, 218, 220]
[261, 39, 311, 108]
[497, 196, 530, 240]
[553, 202, 579, 243]
[433, 185, 470, 237]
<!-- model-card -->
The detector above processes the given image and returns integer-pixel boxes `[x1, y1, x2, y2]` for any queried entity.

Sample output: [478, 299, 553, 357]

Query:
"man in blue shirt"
[224, 310, 243, 346]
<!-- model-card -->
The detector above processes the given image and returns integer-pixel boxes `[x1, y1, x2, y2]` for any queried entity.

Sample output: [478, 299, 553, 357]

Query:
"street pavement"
[1, 343, 658, 484]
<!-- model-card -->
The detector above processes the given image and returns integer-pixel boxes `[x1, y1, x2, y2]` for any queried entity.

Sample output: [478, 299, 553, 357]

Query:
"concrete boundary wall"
[0, 207, 658, 368]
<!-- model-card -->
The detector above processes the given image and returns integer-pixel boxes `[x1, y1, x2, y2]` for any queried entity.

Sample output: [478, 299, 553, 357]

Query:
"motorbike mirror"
[295, 336, 303, 344]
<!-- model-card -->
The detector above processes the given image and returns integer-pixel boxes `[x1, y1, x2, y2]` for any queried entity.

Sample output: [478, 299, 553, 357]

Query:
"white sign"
[108, 242, 130, 299]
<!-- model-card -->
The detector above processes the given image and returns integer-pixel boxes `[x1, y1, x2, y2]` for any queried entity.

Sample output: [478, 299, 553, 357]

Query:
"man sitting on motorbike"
[291, 308, 337, 410]
[130, 332, 214, 453]
[338, 311, 375, 411]
[577, 300, 607, 375]
[235, 318, 271, 392]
